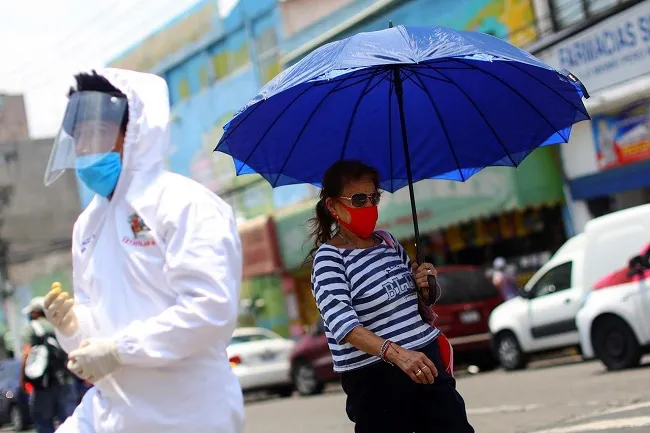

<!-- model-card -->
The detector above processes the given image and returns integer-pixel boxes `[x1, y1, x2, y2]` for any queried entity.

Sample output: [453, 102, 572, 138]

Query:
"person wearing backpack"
[20, 297, 77, 433]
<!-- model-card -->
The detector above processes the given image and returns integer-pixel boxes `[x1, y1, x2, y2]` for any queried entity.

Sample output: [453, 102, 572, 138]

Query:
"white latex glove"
[44, 282, 78, 336]
[67, 338, 121, 383]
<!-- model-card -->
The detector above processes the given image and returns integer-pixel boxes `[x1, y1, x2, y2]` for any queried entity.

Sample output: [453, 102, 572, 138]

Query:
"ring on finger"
[415, 369, 423, 376]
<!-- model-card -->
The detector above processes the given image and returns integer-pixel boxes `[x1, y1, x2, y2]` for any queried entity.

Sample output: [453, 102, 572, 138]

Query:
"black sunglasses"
[339, 192, 381, 208]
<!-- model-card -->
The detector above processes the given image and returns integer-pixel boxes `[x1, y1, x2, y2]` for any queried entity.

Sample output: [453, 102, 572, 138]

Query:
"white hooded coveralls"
[55, 68, 244, 433]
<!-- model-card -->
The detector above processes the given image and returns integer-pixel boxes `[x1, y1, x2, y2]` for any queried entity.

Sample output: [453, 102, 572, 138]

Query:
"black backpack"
[24, 321, 68, 389]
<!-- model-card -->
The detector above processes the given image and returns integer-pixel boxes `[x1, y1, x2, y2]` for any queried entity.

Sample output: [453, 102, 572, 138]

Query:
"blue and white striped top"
[311, 233, 439, 372]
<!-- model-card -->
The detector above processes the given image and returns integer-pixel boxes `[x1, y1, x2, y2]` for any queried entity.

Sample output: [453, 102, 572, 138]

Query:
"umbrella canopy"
[216, 25, 589, 193]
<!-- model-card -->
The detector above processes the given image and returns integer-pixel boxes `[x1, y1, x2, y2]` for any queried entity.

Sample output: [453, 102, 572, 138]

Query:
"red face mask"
[338, 204, 379, 239]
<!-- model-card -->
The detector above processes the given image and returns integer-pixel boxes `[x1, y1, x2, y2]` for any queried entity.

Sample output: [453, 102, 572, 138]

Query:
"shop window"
[551, 0, 624, 30]
[255, 28, 278, 56]
[550, 0, 586, 29]
[587, 0, 619, 15]
[260, 57, 282, 84]
[586, 196, 613, 218]
[212, 52, 229, 81]
[199, 65, 209, 89]
[178, 78, 190, 101]
[231, 42, 251, 71]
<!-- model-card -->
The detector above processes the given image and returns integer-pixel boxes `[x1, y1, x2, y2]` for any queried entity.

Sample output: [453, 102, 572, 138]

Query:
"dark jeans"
[341, 339, 475, 433]
[30, 383, 78, 433]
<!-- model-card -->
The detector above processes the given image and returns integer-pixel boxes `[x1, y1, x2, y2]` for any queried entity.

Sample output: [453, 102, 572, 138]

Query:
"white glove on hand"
[44, 282, 78, 336]
[67, 338, 121, 384]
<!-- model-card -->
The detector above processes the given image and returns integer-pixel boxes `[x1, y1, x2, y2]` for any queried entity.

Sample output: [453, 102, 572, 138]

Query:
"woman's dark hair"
[68, 70, 129, 134]
[305, 160, 380, 263]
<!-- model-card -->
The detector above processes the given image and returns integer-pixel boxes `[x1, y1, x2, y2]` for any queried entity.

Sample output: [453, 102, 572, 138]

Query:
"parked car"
[290, 265, 503, 396]
[489, 203, 650, 371]
[576, 243, 650, 371]
[0, 359, 31, 431]
[290, 320, 337, 396]
[433, 265, 503, 370]
[227, 327, 295, 397]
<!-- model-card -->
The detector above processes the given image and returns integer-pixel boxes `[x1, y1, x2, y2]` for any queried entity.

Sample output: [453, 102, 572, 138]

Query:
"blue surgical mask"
[75, 152, 122, 198]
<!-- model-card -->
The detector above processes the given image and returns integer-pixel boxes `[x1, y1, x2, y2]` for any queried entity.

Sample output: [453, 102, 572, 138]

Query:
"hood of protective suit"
[77, 69, 173, 233]
[92, 68, 171, 198]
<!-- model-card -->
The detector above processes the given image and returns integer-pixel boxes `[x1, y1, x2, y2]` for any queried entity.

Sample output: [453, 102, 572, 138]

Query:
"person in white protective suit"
[40, 69, 244, 433]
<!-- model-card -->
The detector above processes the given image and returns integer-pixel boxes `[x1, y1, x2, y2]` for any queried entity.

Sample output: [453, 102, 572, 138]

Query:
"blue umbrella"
[215, 24, 590, 272]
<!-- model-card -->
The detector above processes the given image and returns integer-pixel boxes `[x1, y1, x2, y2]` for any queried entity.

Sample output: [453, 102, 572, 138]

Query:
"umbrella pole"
[392, 67, 424, 264]
[393, 66, 438, 303]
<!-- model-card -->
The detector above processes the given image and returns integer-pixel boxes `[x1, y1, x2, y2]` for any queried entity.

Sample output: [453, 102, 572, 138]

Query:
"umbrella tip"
[388, 21, 393, 28]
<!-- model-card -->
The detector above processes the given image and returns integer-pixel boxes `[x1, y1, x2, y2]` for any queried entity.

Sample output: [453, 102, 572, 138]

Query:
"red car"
[433, 265, 504, 370]
[289, 265, 503, 396]
[290, 320, 336, 396]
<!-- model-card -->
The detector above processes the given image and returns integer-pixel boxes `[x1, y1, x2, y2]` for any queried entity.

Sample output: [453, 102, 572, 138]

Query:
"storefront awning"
[375, 146, 564, 240]
[273, 147, 564, 270]
[569, 158, 650, 201]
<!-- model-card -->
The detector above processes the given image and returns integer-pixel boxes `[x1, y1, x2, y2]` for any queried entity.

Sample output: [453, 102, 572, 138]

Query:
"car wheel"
[592, 316, 642, 371]
[10, 405, 26, 432]
[496, 332, 528, 371]
[292, 360, 324, 396]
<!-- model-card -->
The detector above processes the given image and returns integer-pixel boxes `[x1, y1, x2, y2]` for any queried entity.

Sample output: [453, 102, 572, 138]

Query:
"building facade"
[0, 138, 81, 357]
[0, 94, 29, 144]
[94, 0, 645, 334]
[535, 0, 650, 233]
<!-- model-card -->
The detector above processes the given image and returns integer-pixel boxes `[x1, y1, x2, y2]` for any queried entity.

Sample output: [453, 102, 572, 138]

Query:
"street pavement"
[10, 356, 649, 432]
[244, 356, 650, 433]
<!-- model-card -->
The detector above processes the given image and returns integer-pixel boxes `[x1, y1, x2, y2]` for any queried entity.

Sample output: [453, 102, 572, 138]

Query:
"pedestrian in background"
[40, 68, 244, 433]
[307, 160, 474, 433]
[20, 297, 77, 433]
[491, 257, 519, 300]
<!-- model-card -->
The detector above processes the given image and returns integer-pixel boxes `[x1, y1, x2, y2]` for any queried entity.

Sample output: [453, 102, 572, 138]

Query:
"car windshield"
[230, 332, 275, 345]
[435, 269, 500, 305]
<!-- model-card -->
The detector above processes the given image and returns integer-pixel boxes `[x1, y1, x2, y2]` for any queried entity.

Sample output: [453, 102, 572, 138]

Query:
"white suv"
[489, 204, 650, 370]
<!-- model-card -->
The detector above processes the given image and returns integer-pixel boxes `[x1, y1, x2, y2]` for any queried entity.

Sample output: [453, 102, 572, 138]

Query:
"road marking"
[530, 416, 650, 433]
[468, 404, 542, 415]
[567, 401, 650, 423]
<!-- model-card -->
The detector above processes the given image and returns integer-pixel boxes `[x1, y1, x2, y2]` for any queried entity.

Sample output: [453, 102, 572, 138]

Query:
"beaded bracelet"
[379, 340, 394, 365]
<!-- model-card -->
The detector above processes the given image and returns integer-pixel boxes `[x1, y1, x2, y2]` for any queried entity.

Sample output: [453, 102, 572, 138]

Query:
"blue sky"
[0, 0, 238, 138]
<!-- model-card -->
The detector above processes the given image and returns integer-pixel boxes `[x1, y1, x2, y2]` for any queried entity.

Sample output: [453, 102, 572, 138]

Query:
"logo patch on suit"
[123, 213, 155, 247]
[80, 235, 95, 254]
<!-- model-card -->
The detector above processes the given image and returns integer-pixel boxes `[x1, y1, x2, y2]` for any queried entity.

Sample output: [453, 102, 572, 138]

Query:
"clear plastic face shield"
[44, 91, 127, 186]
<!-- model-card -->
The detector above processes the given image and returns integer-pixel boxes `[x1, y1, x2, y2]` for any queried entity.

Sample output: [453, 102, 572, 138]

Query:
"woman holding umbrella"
[307, 160, 474, 433]
[215, 21, 589, 433]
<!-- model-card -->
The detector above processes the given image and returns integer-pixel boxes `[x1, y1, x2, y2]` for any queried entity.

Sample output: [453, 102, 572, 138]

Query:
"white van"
[488, 203, 650, 370]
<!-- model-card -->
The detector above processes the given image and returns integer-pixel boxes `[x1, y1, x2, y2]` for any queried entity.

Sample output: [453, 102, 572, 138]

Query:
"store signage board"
[538, 2, 650, 94]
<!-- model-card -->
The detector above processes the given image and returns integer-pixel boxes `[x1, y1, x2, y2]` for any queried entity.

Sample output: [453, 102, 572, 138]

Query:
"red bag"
[437, 333, 454, 376]
[375, 230, 454, 377]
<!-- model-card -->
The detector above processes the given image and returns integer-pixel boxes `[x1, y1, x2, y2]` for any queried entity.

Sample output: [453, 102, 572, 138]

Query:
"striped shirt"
[311, 232, 439, 372]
